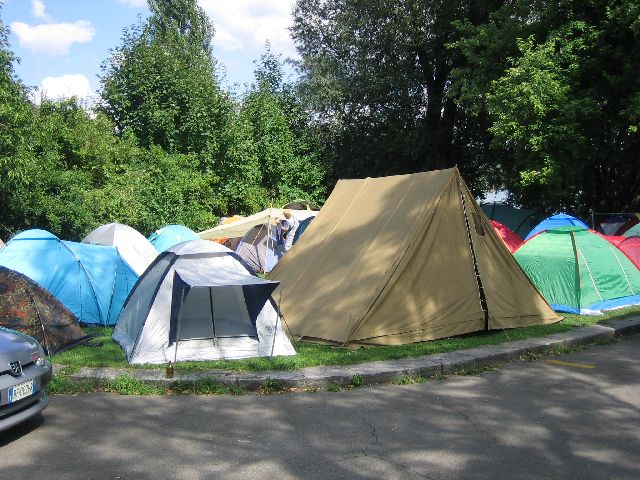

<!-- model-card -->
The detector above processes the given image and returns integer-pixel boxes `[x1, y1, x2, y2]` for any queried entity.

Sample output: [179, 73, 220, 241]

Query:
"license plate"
[8, 379, 35, 404]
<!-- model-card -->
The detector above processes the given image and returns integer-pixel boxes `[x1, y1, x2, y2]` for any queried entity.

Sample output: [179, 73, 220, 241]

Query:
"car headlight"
[32, 345, 46, 366]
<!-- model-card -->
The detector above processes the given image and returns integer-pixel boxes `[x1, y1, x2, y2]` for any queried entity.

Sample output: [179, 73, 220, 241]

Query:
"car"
[0, 326, 52, 432]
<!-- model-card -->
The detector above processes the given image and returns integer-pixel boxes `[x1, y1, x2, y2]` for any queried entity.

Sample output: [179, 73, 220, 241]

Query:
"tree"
[99, 0, 231, 157]
[291, 0, 500, 189]
[0, 7, 35, 238]
[452, 0, 640, 214]
[238, 45, 326, 205]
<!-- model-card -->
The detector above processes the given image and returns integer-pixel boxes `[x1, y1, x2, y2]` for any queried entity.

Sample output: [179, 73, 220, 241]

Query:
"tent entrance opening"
[172, 285, 258, 341]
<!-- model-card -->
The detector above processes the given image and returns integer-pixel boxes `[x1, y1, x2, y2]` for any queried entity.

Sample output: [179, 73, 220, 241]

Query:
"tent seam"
[609, 244, 637, 295]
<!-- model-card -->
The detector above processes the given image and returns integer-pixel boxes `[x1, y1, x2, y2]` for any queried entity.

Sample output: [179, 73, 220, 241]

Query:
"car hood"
[0, 327, 40, 369]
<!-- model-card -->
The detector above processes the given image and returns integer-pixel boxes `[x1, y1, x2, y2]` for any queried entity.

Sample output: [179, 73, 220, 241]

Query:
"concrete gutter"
[63, 317, 640, 392]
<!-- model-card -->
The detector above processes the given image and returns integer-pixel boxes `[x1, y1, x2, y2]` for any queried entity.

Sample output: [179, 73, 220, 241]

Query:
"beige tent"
[199, 208, 317, 240]
[269, 168, 560, 346]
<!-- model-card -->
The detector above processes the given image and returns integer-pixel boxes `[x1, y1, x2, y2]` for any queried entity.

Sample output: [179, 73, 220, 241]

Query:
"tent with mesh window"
[0, 266, 90, 355]
[112, 240, 295, 364]
[269, 168, 560, 346]
[515, 227, 640, 314]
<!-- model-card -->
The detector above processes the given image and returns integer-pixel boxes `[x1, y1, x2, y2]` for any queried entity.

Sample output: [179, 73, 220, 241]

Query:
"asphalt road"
[1, 336, 639, 480]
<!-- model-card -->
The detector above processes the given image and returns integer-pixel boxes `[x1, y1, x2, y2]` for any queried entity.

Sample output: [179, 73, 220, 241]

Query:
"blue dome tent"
[148, 225, 199, 252]
[525, 213, 589, 240]
[0, 229, 138, 325]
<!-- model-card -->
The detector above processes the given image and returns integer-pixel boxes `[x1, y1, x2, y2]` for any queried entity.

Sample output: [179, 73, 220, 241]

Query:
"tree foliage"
[451, 0, 640, 214]
[239, 46, 326, 204]
[99, 0, 230, 156]
[1, 98, 221, 240]
[291, 0, 499, 189]
[1, 1, 326, 241]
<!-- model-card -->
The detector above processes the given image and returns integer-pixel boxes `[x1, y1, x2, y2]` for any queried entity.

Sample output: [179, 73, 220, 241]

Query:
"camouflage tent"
[0, 266, 90, 355]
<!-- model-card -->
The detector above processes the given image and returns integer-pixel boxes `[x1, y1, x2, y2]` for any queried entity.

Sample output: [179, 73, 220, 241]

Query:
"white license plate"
[8, 379, 35, 404]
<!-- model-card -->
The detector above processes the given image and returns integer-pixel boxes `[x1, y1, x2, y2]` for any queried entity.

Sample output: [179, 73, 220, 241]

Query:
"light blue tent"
[0, 229, 138, 325]
[148, 225, 199, 252]
[525, 213, 588, 240]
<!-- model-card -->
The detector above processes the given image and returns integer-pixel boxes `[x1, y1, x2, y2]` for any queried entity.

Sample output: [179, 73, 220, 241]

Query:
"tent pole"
[569, 230, 581, 312]
[174, 289, 186, 365]
[265, 194, 275, 273]
[23, 284, 50, 355]
[270, 284, 283, 358]
[209, 287, 216, 347]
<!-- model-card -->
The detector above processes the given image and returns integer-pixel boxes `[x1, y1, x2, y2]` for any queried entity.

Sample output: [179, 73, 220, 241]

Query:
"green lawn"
[52, 305, 640, 374]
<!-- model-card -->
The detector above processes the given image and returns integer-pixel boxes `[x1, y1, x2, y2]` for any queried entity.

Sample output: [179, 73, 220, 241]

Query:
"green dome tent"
[514, 227, 640, 314]
[480, 202, 543, 239]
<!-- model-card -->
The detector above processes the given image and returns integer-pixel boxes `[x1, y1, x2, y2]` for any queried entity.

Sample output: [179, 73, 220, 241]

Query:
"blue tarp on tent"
[525, 213, 589, 240]
[148, 225, 200, 252]
[0, 229, 138, 325]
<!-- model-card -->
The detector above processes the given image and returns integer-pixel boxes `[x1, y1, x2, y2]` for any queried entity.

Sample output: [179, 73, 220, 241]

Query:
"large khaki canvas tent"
[269, 168, 560, 346]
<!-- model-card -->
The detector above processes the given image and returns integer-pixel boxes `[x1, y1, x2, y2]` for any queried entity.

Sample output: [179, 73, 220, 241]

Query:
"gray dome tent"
[112, 240, 295, 364]
[83, 223, 158, 276]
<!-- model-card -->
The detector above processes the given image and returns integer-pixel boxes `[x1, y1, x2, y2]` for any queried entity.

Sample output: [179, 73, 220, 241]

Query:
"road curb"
[62, 317, 640, 392]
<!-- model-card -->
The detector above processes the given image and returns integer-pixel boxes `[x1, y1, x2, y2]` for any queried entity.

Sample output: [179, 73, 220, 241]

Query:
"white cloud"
[31, 0, 51, 21]
[10, 20, 95, 56]
[117, 0, 147, 7]
[31, 74, 95, 104]
[198, 0, 297, 57]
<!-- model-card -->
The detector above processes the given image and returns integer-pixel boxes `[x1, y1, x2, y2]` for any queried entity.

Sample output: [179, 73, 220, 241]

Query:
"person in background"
[280, 209, 300, 252]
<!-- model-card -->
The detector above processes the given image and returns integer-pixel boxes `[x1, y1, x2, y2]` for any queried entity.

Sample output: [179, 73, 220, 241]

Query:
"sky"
[2, 0, 298, 102]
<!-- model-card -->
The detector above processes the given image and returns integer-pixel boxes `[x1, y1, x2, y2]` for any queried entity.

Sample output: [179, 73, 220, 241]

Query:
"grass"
[50, 305, 640, 375]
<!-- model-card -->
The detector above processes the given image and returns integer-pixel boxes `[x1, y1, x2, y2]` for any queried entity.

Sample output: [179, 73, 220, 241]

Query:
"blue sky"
[2, 0, 298, 102]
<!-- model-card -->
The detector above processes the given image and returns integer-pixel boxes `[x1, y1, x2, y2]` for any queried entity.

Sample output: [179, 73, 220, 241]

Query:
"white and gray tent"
[83, 223, 158, 276]
[112, 240, 295, 364]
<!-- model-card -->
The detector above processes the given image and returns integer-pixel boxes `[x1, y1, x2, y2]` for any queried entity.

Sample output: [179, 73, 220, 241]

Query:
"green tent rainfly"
[515, 227, 640, 314]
